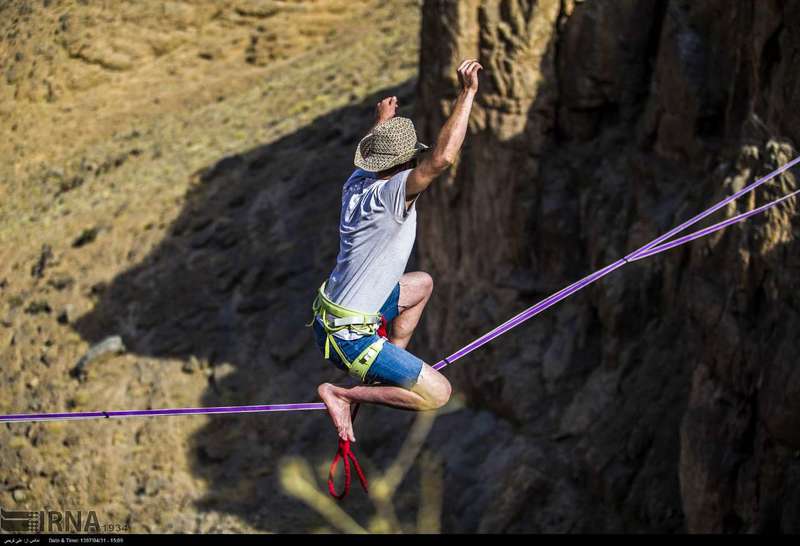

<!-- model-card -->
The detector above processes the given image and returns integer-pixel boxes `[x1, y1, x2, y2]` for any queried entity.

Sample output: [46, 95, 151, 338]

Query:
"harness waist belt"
[327, 314, 382, 328]
[309, 281, 386, 380]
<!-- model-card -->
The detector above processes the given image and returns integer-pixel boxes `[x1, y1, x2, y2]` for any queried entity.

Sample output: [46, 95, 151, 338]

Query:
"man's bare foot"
[318, 383, 355, 442]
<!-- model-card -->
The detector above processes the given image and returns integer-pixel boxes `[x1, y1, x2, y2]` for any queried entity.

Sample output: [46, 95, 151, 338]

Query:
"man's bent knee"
[413, 366, 451, 410]
[428, 377, 451, 409]
[401, 271, 434, 303]
[419, 271, 433, 298]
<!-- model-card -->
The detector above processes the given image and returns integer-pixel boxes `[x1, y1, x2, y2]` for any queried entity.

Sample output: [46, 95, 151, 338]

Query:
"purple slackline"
[0, 403, 326, 423]
[431, 155, 800, 371]
[629, 187, 800, 262]
[2, 157, 799, 422]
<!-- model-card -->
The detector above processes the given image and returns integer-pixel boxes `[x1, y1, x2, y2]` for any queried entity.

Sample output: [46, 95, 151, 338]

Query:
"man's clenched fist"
[375, 96, 398, 125]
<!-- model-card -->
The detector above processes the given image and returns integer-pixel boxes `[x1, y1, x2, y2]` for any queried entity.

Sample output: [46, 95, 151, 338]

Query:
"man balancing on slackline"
[309, 59, 483, 443]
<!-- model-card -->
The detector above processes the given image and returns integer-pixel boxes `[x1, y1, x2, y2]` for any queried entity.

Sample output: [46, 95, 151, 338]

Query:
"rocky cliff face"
[2, 0, 798, 534]
[415, 0, 800, 532]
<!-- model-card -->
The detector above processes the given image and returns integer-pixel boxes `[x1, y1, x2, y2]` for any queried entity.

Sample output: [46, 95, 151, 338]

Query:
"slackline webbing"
[1, 155, 798, 425]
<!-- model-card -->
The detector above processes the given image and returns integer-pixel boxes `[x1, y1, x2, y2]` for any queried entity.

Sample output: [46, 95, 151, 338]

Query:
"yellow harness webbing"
[309, 282, 386, 381]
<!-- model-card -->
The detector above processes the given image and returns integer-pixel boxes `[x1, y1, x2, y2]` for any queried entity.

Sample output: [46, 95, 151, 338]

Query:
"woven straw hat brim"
[354, 141, 429, 172]
[353, 117, 429, 172]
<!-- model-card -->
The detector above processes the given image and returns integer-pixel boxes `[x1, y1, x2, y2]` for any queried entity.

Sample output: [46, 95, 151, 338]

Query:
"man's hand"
[374, 96, 398, 126]
[457, 59, 482, 94]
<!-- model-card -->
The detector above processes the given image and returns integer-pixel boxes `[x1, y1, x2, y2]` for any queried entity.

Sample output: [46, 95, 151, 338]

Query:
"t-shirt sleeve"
[376, 168, 415, 221]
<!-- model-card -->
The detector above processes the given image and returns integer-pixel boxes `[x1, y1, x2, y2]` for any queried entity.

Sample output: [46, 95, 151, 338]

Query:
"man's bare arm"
[407, 59, 482, 198]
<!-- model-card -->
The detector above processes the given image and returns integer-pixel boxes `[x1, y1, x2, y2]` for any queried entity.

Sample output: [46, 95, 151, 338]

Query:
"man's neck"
[376, 165, 404, 180]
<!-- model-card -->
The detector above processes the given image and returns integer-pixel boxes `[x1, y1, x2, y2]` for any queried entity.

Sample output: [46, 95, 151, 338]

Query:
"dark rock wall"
[416, 0, 800, 532]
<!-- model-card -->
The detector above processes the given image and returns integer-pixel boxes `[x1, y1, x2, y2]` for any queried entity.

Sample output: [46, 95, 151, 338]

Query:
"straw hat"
[353, 116, 429, 172]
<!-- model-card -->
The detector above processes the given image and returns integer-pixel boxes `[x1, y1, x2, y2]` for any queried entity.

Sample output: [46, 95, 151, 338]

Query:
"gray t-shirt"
[322, 168, 418, 338]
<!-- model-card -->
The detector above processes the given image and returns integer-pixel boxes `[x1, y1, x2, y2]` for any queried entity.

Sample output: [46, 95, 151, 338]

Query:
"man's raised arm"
[407, 59, 482, 197]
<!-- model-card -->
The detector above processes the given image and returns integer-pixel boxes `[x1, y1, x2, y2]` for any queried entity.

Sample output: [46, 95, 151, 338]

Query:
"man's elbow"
[430, 153, 454, 173]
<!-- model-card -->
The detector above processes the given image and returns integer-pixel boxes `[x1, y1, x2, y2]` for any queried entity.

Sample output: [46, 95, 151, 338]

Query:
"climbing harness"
[2, 155, 800, 501]
[309, 281, 387, 381]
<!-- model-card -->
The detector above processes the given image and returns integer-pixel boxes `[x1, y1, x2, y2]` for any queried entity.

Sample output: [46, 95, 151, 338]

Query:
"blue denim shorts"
[312, 283, 424, 389]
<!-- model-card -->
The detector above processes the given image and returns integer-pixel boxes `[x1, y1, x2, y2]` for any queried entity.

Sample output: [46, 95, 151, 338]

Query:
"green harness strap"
[309, 282, 386, 381]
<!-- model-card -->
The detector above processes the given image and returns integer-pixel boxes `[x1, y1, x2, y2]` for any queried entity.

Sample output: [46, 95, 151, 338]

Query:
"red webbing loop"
[377, 315, 388, 339]
[328, 438, 369, 500]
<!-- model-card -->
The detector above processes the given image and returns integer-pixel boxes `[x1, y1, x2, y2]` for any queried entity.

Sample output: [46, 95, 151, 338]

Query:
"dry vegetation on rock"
[1, 0, 422, 533]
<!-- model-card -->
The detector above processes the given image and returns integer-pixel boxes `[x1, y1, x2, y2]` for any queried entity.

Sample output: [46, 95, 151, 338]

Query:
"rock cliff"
[415, 0, 799, 532]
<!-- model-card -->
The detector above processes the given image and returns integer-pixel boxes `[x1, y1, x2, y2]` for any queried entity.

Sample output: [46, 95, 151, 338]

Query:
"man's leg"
[390, 271, 433, 350]
[318, 271, 448, 442]
[318, 363, 451, 442]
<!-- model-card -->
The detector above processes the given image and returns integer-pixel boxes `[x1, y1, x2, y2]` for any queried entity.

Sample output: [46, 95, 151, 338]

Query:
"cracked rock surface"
[416, 0, 800, 533]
